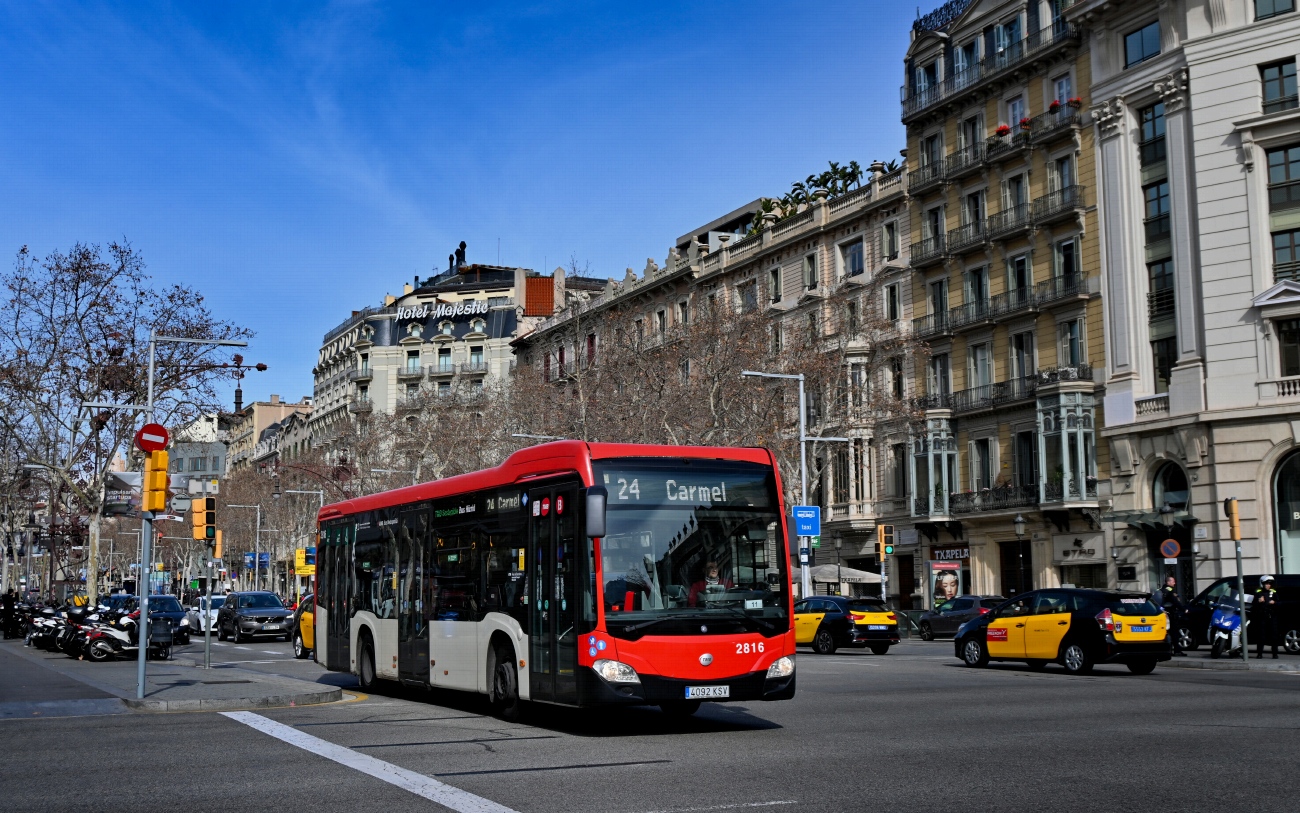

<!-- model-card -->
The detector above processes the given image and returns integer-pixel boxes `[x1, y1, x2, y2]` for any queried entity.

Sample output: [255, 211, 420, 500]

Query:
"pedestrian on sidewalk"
[1253, 576, 1280, 659]
[1159, 576, 1187, 655]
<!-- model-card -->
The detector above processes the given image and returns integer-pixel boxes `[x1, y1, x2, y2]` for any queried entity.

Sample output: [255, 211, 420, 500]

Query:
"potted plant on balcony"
[995, 123, 1012, 137]
[1019, 117, 1033, 131]
[1067, 97, 1083, 109]
[1049, 99, 1062, 114]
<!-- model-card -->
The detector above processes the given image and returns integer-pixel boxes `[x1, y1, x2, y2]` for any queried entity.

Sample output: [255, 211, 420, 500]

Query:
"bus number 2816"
[736, 642, 765, 654]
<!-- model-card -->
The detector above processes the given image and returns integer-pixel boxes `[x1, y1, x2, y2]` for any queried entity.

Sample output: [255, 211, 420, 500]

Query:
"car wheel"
[869, 643, 890, 656]
[1285, 628, 1300, 655]
[292, 631, 310, 660]
[1176, 627, 1197, 652]
[358, 635, 377, 691]
[232, 625, 244, 644]
[660, 700, 702, 717]
[1127, 658, 1157, 675]
[1061, 642, 1093, 675]
[217, 623, 227, 642]
[961, 638, 988, 668]
[919, 622, 934, 641]
[489, 645, 521, 722]
[813, 628, 837, 655]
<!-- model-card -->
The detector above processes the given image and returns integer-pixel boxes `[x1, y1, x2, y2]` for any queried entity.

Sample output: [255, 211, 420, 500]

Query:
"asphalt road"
[4, 639, 1299, 813]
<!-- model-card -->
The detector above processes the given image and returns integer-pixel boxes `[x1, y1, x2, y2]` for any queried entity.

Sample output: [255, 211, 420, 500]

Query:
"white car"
[186, 595, 226, 635]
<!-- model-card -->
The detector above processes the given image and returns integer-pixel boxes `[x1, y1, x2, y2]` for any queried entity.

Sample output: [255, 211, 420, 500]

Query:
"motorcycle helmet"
[1261, 575, 1275, 584]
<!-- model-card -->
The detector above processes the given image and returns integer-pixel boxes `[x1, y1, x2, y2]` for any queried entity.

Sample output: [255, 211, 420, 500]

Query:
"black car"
[917, 595, 1005, 640]
[139, 595, 191, 645]
[1181, 575, 1300, 653]
[954, 588, 1172, 675]
[217, 591, 293, 643]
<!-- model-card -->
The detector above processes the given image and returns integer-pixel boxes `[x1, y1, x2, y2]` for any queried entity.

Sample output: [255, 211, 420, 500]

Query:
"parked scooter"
[1209, 591, 1254, 659]
[83, 612, 139, 662]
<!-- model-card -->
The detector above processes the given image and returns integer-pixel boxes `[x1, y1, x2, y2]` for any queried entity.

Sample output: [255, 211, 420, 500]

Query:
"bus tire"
[358, 632, 377, 691]
[490, 644, 521, 722]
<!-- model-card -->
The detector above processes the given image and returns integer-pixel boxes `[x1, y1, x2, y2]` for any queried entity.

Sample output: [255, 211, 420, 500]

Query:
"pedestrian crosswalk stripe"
[221, 711, 519, 813]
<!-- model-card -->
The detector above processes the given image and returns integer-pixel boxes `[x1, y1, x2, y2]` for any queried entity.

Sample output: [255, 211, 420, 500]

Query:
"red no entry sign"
[1159, 538, 1181, 559]
[135, 423, 169, 452]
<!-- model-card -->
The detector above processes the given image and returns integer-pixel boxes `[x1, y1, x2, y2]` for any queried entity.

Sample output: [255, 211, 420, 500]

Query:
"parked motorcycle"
[1209, 592, 1253, 659]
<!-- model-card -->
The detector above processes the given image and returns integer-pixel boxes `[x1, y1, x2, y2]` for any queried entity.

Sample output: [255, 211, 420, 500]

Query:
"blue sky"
[0, 1, 917, 406]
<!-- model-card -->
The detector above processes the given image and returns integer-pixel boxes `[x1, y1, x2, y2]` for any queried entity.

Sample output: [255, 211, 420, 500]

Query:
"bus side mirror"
[585, 487, 608, 539]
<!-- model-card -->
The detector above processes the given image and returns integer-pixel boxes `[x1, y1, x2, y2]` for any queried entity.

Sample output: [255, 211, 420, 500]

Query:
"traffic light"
[191, 497, 216, 542]
[876, 524, 895, 560]
[1223, 498, 1241, 542]
[213, 530, 223, 560]
[142, 451, 169, 512]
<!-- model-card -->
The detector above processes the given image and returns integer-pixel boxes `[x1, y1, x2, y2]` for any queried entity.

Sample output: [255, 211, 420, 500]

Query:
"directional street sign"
[135, 423, 169, 452]
[792, 506, 821, 537]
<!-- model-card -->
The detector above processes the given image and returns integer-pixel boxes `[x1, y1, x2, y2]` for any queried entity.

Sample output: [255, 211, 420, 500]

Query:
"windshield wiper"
[620, 615, 705, 634]
[714, 605, 776, 633]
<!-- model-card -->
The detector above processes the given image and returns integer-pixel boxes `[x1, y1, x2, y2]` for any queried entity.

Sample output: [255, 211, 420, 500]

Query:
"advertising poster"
[928, 560, 963, 609]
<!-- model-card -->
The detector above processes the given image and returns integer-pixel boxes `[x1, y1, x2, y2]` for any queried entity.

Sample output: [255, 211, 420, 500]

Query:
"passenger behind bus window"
[688, 561, 734, 607]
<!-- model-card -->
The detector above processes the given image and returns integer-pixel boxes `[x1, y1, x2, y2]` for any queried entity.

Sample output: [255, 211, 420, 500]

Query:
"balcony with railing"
[348, 398, 373, 414]
[461, 361, 489, 374]
[946, 143, 985, 179]
[396, 364, 425, 381]
[1043, 476, 1099, 503]
[911, 234, 947, 267]
[1035, 274, 1087, 304]
[1147, 287, 1175, 320]
[1276, 260, 1300, 283]
[948, 298, 992, 330]
[949, 484, 1040, 515]
[1036, 363, 1093, 386]
[348, 367, 373, 382]
[428, 362, 457, 377]
[911, 391, 954, 411]
[986, 203, 1032, 239]
[908, 160, 946, 194]
[950, 376, 1038, 415]
[1135, 394, 1170, 416]
[986, 132, 1031, 162]
[911, 311, 952, 339]
[947, 220, 986, 253]
[1029, 107, 1082, 143]
[900, 19, 1080, 120]
[1033, 184, 1085, 223]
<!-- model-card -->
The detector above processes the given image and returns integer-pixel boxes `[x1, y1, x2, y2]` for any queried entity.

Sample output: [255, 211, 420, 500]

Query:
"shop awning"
[1100, 509, 1198, 532]
[792, 564, 882, 584]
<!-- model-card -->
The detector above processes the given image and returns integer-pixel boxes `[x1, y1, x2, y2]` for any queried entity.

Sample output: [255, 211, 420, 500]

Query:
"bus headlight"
[592, 659, 640, 684]
[766, 656, 795, 679]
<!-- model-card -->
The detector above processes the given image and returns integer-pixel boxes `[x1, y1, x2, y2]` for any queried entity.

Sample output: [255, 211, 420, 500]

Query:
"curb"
[1162, 656, 1300, 673]
[123, 685, 342, 712]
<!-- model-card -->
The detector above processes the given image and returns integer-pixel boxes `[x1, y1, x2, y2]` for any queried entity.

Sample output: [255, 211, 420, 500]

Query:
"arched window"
[470, 317, 486, 334]
[1274, 452, 1300, 574]
[1152, 462, 1189, 512]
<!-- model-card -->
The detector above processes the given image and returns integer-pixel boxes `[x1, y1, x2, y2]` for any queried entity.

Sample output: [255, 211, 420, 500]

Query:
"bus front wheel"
[358, 635, 377, 690]
[490, 646, 521, 722]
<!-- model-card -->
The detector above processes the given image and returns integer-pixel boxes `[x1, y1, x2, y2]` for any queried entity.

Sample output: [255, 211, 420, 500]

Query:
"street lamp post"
[742, 370, 850, 600]
[834, 533, 843, 596]
[1013, 514, 1027, 597]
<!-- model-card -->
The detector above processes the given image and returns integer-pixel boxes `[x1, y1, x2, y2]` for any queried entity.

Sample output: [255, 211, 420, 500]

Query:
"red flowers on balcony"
[1019, 117, 1033, 131]
[995, 123, 1012, 137]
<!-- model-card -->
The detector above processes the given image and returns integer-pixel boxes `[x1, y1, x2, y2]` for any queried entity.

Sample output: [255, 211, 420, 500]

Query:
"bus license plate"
[1132, 625, 1152, 632]
[685, 686, 729, 699]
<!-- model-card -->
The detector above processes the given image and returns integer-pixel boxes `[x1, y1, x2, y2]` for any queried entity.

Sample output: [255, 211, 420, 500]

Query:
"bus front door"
[528, 484, 580, 705]
[398, 510, 430, 684]
[325, 526, 352, 672]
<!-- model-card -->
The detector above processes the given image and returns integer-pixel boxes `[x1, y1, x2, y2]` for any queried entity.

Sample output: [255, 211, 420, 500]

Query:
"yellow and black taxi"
[794, 595, 900, 655]
[954, 588, 1171, 675]
[291, 593, 314, 660]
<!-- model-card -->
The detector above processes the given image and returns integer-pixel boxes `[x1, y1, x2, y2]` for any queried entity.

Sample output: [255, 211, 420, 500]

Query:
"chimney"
[270, 394, 280, 405]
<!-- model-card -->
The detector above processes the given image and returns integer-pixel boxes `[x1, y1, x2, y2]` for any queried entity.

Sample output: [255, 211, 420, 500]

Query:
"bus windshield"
[594, 459, 789, 640]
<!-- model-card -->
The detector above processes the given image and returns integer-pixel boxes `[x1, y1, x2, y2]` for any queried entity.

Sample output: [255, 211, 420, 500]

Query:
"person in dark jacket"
[1253, 576, 1280, 659]
[1158, 576, 1187, 655]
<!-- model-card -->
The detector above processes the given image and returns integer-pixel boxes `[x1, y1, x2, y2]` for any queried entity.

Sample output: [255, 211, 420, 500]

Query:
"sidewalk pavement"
[1162, 650, 1300, 673]
[0, 639, 342, 713]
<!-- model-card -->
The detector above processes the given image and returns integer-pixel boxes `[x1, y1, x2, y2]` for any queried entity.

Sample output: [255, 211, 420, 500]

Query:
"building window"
[656, 308, 667, 331]
[1280, 318, 1300, 377]
[359, 353, 369, 373]
[191, 457, 204, 471]
[1055, 239, 1078, 285]
[845, 300, 859, 335]
[929, 278, 948, 315]
[543, 356, 551, 382]
[586, 333, 596, 363]
[885, 284, 900, 322]
[212, 456, 222, 471]
[1152, 337, 1176, 393]
[635, 318, 644, 341]
[406, 384, 419, 400]
[954, 39, 977, 78]
[928, 353, 951, 396]
[172, 457, 184, 472]
[842, 240, 864, 277]
[890, 358, 905, 399]
[1268, 144, 1300, 211]
[1124, 21, 1161, 68]
[1006, 95, 1025, 130]
[916, 60, 938, 94]
[439, 320, 453, 336]
[771, 324, 783, 354]
[1011, 331, 1035, 380]
[1262, 59, 1298, 114]
[804, 253, 819, 289]
[469, 345, 484, 366]
[557, 346, 566, 373]
[963, 190, 985, 226]
[358, 385, 369, 402]
[971, 437, 993, 491]
[1273, 228, 1300, 282]
[1053, 74, 1073, 106]
[405, 350, 420, 373]
[437, 381, 451, 396]
[1144, 181, 1171, 242]
[921, 134, 942, 168]
[1014, 431, 1037, 489]
[469, 317, 486, 333]
[883, 222, 899, 260]
[891, 442, 907, 497]
[1257, 0, 1296, 20]
[438, 347, 452, 372]
[1148, 259, 1176, 319]
[737, 283, 757, 314]
[965, 266, 989, 305]
[807, 311, 819, 340]
[968, 342, 992, 388]
[678, 300, 689, 324]
[1059, 320, 1083, 367]
[1139, 103, 1166, 166]
[769, 267, 782, 302]
[1008, 254, 1032, 303]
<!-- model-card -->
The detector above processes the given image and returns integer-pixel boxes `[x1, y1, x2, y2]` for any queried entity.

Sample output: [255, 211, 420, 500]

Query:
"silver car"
[186, 594, 226, 634]
[918, 595, 1005, 640]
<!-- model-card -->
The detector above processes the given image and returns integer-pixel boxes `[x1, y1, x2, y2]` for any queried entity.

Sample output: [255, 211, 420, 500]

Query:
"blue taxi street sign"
[793, 506, 821, 537]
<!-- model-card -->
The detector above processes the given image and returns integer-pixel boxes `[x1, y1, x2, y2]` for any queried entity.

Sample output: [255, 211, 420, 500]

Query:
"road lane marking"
[262, 650, 282, 654]
[221, 711, 519, 813]
[637, 802, 798, 813]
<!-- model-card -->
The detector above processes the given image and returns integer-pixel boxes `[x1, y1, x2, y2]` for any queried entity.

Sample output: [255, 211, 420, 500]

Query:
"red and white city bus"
[313, 441, 796, 717]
